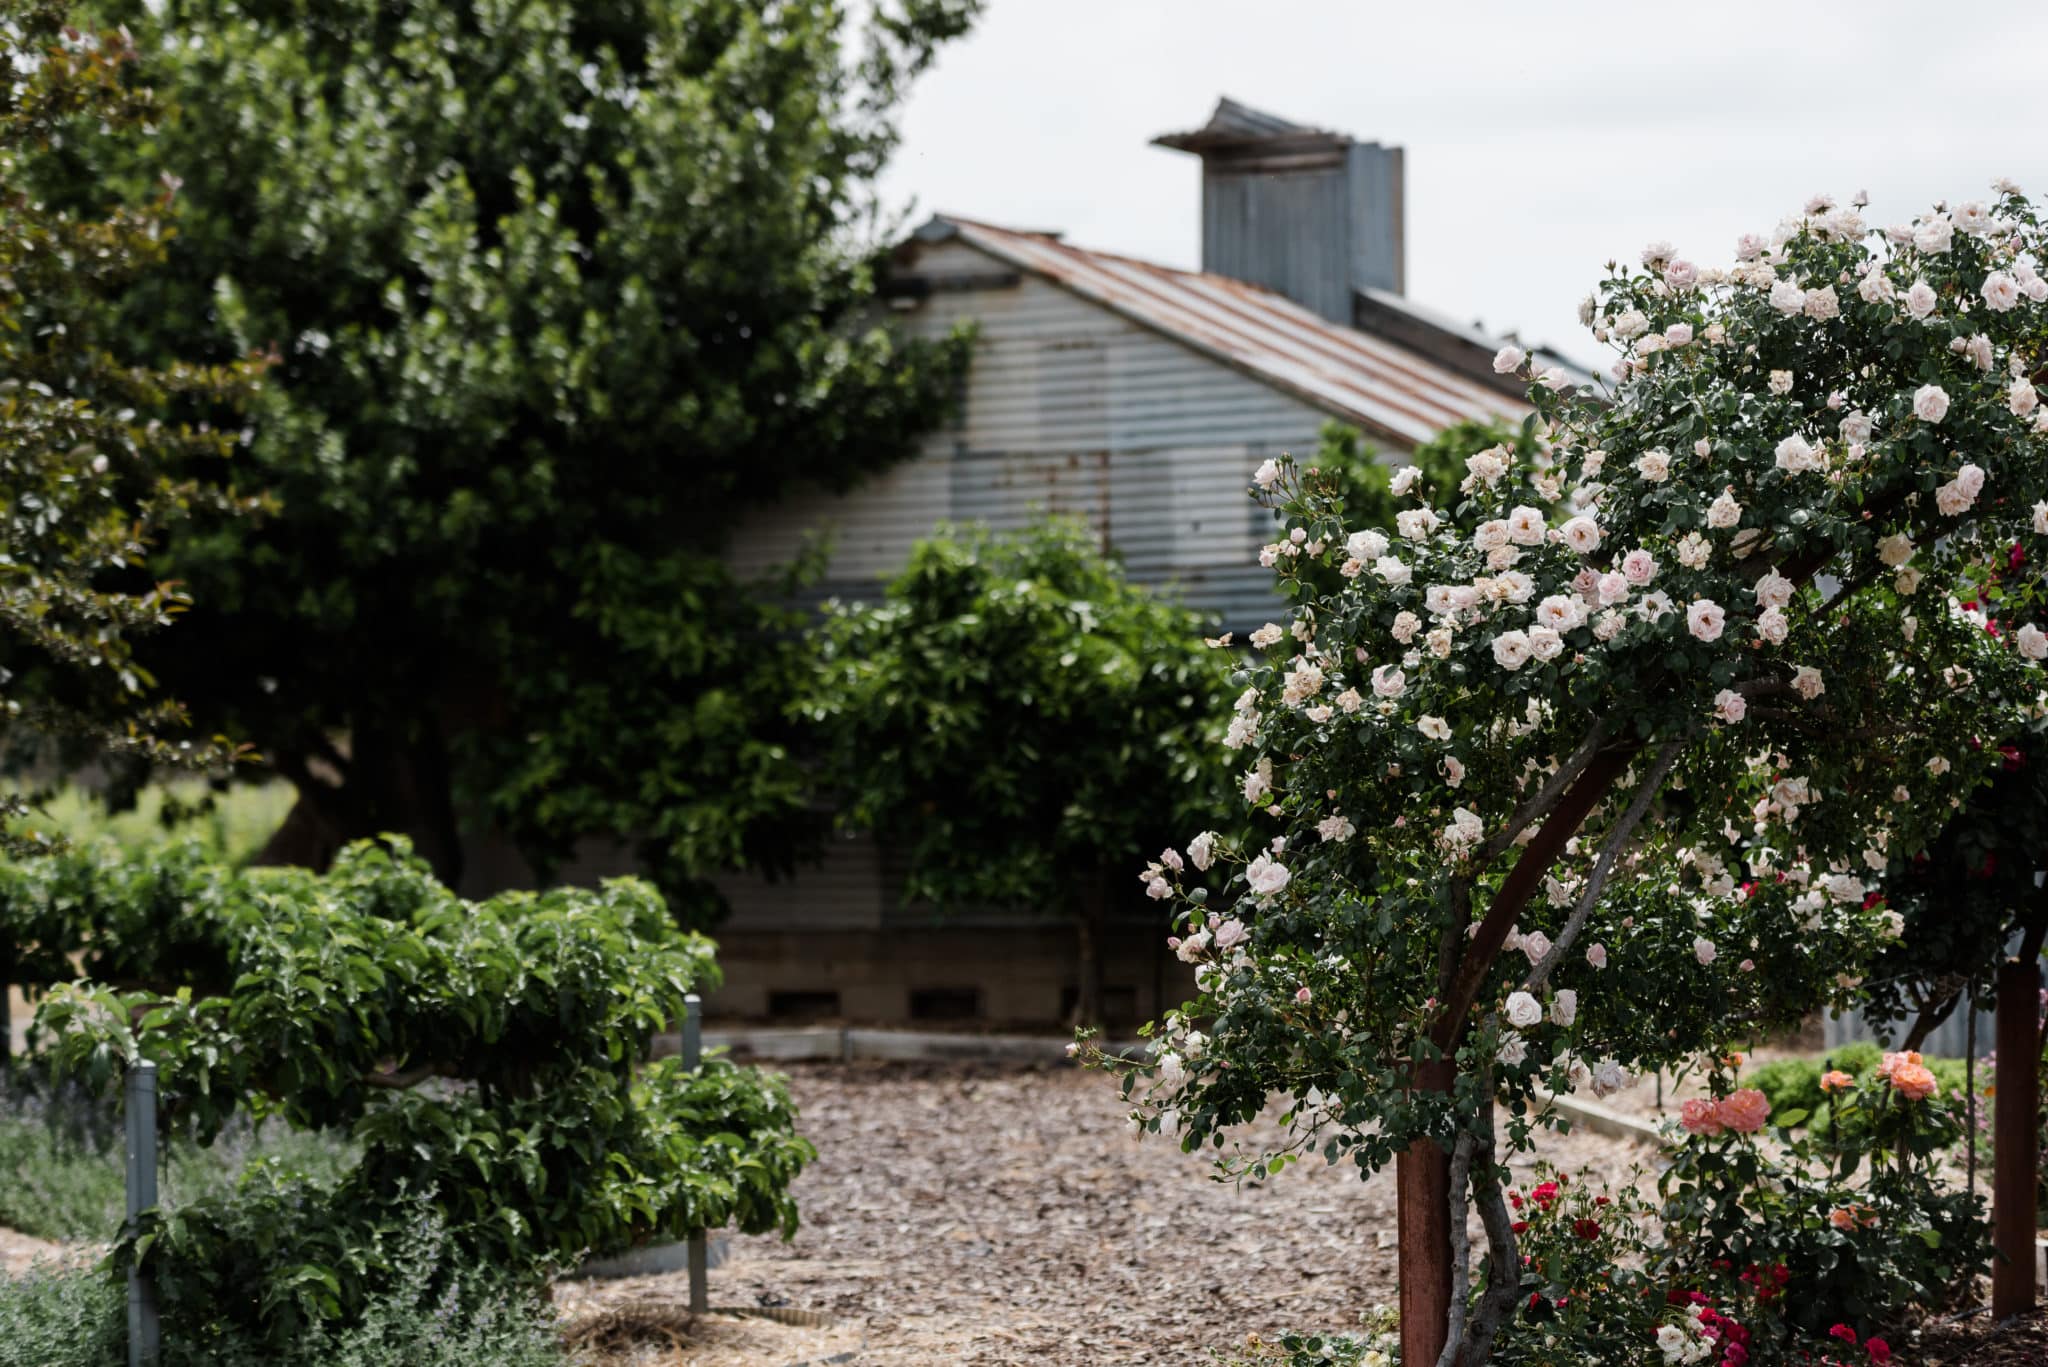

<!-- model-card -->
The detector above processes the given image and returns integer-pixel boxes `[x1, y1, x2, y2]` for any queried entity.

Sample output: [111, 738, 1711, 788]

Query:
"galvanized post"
[1992, 958, 2040, 1318]
[125, 1060, 160, 1367]
[683, 994, 708, 1315]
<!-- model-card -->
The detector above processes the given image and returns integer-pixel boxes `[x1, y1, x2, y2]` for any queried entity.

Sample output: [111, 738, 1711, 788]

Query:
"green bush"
[0, 1213, 564, 1367]
[1746, 1044, 1969, 1140]
[1, 838, 812, 1351]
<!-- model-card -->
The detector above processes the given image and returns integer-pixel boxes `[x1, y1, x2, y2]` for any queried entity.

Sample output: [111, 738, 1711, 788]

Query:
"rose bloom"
[1716, 1088, 1772, 1134]
[1504, 991, 1543, 1029]
[1693, 936, 1718, 965]
[1706, 491, 1743, 528]
[1585, 943, 1608, 969]
[1679, 1097, 1724, 1136]
[1912, 383, 1951, 423]
[1621, 548, 1657, 584]
[1559, 515, 1602, 553]
[1492, 344, 1525, 373]
[1889, 1062, 1939, 1101]
[1904, 278, 1939, 319]
[1492, 630, 1532, 670]
[1686, 599, 1726, 642]
[1713, 689, 1747, 723]
[1982, 270, 2021, 311]
[1819, 1069, 1855, 1093]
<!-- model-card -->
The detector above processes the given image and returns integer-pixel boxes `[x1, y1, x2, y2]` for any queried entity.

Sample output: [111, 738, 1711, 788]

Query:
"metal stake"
[683, 994, 708, 1315]
[125, 1061, 159, 1366]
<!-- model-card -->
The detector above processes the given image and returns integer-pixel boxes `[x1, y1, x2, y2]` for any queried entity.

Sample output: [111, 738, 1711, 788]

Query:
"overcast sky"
[875, 0, 2048, 364]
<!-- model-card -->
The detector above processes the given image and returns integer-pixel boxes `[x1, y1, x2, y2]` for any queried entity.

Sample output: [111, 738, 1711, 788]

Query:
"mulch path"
[556, 1060, 1649, 1365]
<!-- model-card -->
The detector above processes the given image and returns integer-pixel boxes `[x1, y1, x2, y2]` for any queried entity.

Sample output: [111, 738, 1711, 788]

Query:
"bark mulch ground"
[555, 1060, 1649, 1365]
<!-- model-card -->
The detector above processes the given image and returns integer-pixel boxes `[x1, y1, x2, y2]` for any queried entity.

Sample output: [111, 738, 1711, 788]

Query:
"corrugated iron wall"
[719, 239, 1384, 936]
[728, 237, 1359, 632]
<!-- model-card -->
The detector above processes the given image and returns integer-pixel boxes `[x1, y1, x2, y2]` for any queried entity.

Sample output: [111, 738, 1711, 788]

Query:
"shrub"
[2, 838, 812, 1351]
[0, 1067, 355, 1243]
[0, 1212, 564, 1367]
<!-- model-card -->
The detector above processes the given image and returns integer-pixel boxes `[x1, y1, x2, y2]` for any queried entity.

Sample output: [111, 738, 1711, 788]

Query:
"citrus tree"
[1100, 185, 2048, 1365]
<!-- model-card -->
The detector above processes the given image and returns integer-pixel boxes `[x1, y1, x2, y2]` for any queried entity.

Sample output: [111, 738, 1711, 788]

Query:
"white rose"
[1904, 278, 1938, 319]
[1804, 285, 1840, 320]
[1915, 216, 1954, 253]
[1753, 571, 1794, 608]
[1396, 508, 1440, 540]
[2011, 379, 2040, 417]
[1791, 665, 1824, 700]
[1713, 689, 1747, 723]
[1375, 556, 1412, 586]
[1913, 383, 1950, 423]
[1187, 832, 1216, 871]
[1706, 491, 1743, 529]
[1876, 533, 1914, 567]
[1526, 625, 1564, 661]
[1955, 462, 1986, 500]
[1371, 664, 1406, 699]
[1244, 853, 1291, 897]
[1755, 605, 1789, 645]
[1839, 410, 1874, 444]
[1768, 279, 1807, 315]
[1389, 465, 1423, 497]
[1635, 450, 1671, 482]
[1504, 991, 1543, 1030]
[1693, 936, 1718, 966]
[2018, 623, 2048, 661]
[1492, 630, 1532, 670]
[1253, 458, 1282, 489]
[1774, 434, 1820, 473]
[1982, 271, 2021, 312]
[1550, 989, 1578, 1027]
[1559, 515, 1602, 554]
[1686, 599, 1726, 642]
[1417, 714, 1451, 741]
[1492, 344, 1526, 373]
[1498, 1035, 1528, 1068]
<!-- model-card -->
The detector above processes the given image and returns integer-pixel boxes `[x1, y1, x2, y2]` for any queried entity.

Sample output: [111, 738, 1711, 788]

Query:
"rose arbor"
[1112, 186, 2048, 1365]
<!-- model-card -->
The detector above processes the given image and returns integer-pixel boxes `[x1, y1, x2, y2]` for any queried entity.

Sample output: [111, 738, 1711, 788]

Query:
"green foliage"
[0, 4, 266, 847]
[800, 518, 1238, 911]
[1208, 1307, 1398, 1366]
[1746, 1049, 1967, 1141]
[1491, 1165, 1670, 1366]
[32, 0, 980, 905]
[0, 1212, 564, 1367]
[3, 838, 812, 1349]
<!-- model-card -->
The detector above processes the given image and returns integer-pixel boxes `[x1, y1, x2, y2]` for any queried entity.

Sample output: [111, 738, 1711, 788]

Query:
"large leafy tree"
[43, 0, 978, 914]
[0, 4, 263, 839]
[799, 519, 1238, 1024]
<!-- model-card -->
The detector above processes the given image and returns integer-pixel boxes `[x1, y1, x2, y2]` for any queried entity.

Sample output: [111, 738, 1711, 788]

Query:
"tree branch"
[1473, 720, 1611, 868]
[1525, 735, 1689, 995]
[359, 1062, 457, 1091]
[1435, 1127, 1478, 1367]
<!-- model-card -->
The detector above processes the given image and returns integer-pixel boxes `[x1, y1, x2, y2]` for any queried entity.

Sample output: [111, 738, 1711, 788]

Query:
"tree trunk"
[250, 712, 467, 888]
[1398, 1057, 1456, 1367]
[1902, 982, 1965, 1053]
[1071, 871, 1108, 1029]
[1992, 954, 2041, 1318]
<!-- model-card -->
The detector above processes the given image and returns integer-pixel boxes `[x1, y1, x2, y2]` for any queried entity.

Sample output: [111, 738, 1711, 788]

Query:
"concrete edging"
[659, 1024, 1145, 1064]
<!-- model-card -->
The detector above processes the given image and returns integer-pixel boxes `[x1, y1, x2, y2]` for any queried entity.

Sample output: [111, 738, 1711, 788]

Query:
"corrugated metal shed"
[933, 216, 1525, 450]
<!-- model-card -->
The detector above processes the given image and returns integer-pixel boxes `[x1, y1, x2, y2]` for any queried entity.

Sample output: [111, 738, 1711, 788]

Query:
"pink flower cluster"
[1679, 1088, 1772, 1136]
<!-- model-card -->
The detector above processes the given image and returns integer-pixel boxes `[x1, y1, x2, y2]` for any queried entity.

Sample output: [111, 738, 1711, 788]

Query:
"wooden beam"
[1993, 956, 2041, 1318]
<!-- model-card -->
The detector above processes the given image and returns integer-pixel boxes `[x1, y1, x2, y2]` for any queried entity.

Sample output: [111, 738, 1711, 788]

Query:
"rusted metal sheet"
[933, 216, 1531, 450]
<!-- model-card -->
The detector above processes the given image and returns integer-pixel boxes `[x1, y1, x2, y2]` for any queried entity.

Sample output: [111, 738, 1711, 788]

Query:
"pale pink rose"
[1621, 548, 1657, 585]
[1664, 259, 1698, 289]
[1954, 462, 1986, 500]
[1686, 599, 1726, 642]
[1212, 918, 1249, 951]
[1912, 384, 1950, 423]
[1596, 572, 1630, 606]
[1679, 1097, 1724, 1136]
[1294, 986, 1313, 1004]
[1904, 278, 1938, 319]
[1665, 322, 1694, 346]
[1713, 689, 1747, 723]
[1492, 344, 1526, 373]
[1982, 271, 2021, 311]
[1716, 1088, 1772, 1134]
[1559, 515, 1602, 554]
[1693, 936, 1718, 965]
[1585, 943, 1608, 969]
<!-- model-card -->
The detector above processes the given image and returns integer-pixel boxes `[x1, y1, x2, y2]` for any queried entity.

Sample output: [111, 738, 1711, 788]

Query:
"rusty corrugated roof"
[919, 215, 1536, 448]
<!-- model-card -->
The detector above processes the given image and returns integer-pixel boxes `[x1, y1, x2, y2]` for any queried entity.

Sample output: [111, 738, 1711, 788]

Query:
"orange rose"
[1889, 1062, 1938, 1101]
[1819, 1069, 1855, 1093]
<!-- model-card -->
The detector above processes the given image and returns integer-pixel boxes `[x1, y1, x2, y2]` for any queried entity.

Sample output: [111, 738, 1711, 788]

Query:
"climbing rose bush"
[1100, 183, 2048, 1364]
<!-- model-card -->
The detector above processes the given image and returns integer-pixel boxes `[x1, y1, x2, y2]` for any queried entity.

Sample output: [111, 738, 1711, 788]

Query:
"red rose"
[1829, 1323, 1858, 1346]
[1573, 1218, 1601, 1240]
